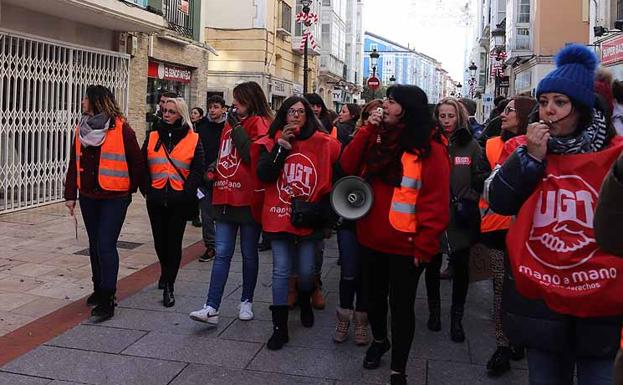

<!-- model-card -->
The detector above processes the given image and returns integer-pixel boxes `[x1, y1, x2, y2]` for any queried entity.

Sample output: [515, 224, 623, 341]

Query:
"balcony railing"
[163, 0, 193, 38]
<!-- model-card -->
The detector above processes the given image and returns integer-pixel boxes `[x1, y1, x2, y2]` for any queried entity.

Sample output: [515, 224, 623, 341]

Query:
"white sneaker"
[238, 300, 254, 321]
[189, 305, 219, 325]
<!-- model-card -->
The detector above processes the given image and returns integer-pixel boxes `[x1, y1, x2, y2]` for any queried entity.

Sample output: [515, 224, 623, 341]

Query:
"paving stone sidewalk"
[0, 197, 201, 336]
[0, 230, 529, 384]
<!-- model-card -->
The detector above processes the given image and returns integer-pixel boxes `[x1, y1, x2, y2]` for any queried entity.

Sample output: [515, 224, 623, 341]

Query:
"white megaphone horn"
[330, 176, 374, 220]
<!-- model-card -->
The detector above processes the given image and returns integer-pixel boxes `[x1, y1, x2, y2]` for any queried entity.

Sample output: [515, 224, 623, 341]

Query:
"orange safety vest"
[389, 152, 422, 233]
[479, 136, 513, 233]
[330, 126, 338, 139]
[75, 117, 130, 192]
[147, 130, 199, 191]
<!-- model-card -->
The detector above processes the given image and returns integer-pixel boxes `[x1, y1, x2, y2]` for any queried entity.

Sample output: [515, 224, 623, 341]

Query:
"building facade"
[592, 0, 623, 79]
[0, 0, 159, 214]
[363, 32, 452, 104]
[205, 0, 319, 111]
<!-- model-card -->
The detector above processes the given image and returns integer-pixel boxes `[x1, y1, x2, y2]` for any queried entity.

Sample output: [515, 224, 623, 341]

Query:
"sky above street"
[363, 0, 471, 81]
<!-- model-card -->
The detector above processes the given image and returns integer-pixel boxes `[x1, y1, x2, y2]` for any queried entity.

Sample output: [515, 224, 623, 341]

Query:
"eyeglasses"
[503, 106, 516, 114]
[162, 108, 178, 115]
[287, 108, 306, 116]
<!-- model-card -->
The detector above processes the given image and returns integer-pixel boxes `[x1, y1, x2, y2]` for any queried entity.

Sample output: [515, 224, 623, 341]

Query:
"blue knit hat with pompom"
[536, 44, 598, 108]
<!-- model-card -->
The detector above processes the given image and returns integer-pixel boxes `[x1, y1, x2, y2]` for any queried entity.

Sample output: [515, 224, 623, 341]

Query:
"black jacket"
[487, 121, 621, 358]
[194, 115, 225, 169]
[443, 126, 486, 253]
[141, 121, 205, 210]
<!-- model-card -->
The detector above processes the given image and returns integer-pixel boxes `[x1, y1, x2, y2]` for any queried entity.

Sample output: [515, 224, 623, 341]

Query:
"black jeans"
[79, 195, 131, 293]
[362, 246, 427, 373]
[147, 200, 190, 285]
[426, 248, 470, 308]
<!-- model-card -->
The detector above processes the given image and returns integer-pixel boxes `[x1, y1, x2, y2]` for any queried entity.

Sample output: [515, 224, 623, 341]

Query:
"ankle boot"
[450, 305, 465, 342]
[427, 299, 441, 332]
[91, 291, 115, 323]
[353, 311, 370, 346]
[267, 305, 289, 350]
[287, 277, 298, 309]
[334, 307, 352, 343]
[311, 275, 325, 310]
[298, 290, 314, 328]
[86, 289, 101, 307]
[163, 283, 175, 307]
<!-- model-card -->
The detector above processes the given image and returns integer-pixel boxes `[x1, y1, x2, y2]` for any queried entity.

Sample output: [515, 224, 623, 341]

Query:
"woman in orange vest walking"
[477, 96, 536, 376]
[340, 85, 450, 385]
[64, 85, 145, 322]
[143, 97, 205, 308]
[256, 96, 341, 350]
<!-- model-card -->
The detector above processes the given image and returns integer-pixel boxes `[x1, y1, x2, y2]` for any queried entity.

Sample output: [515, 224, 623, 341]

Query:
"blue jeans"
[79, 195, 131, 293]
[527, 348, 613, 385]
[205, 220, 261, 310]
[271, 239, 316, 305]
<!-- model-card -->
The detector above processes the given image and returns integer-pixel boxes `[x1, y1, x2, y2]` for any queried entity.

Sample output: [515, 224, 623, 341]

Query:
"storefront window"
[145, 60, 193, 123]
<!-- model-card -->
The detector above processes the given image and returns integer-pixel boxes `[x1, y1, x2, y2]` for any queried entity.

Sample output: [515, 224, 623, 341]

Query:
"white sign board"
[332, 89, 344, 102]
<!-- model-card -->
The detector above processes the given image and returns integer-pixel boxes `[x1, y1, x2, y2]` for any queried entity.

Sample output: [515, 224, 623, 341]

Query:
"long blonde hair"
[434, 97, 469, 134]
[164, 97, 194, 131]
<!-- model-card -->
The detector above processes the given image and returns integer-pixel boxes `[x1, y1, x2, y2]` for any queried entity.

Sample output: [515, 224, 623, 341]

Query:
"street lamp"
[302, 0, 312, 93]
[468, 62, 477, 98]
[389, 74, 396, 84]
[456, 82, 462, 97]
[491, 25, 505, 49]
[369, 48, 380, 98]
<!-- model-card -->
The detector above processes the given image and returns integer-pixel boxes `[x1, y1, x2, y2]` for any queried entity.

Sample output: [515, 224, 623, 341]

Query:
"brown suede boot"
[311, 275, 325, 310]
[353, 311, 370, 346]
[334, 307, 352, 343]
[287, 277, 298, 309]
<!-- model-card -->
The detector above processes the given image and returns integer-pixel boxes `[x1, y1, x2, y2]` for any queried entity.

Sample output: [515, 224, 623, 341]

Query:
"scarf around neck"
[78, 113, 110, 147]
[365, 124, 405, 186]
[547, 109, 609, 154]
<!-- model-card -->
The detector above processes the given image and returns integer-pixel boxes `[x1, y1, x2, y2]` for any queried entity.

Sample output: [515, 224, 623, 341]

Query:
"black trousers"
[362, 246, 428, 373]
[426, 248, 470, 308]
[147, 201, 189, 285]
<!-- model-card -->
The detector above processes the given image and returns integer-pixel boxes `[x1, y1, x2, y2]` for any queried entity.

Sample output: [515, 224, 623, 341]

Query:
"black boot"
[267, 305, 289, 350]
[91, 292, 115, 323]
[363, 338, 391, 369]
[163, 283, 175, 307]
[510, 345, 525, 361]
[450, 305, 465, 342]
[298, 290, 314, 328]
[158, 275, 165, 290]
[86, 290, 101, 307]
[427, 299, 441, 332]
[486, 346, 512, 376]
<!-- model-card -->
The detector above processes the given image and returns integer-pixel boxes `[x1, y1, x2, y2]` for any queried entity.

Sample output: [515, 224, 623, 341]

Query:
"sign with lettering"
[601, 35, 623, 66]
[148, 61, 192, 84]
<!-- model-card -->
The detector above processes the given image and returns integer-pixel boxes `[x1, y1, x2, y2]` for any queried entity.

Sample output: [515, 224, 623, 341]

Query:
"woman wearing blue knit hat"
[485, 44, 623, 384]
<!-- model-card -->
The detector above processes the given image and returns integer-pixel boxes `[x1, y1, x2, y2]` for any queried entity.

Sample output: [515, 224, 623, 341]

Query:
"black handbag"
[290, 198, 325, 228]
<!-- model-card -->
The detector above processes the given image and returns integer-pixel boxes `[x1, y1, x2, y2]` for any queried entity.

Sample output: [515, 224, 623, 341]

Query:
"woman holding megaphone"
[256, 96, 341, 351]
[339, 85, 450, 385]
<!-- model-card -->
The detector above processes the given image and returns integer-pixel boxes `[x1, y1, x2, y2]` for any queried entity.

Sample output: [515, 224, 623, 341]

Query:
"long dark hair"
[304, 93, 333, 132]
[269, 96, 323, 138]
[343, 103, 362, 123]
[387, 85, 435, 157]
[86, 85, 123, 119]
[233, 82, 273, 119]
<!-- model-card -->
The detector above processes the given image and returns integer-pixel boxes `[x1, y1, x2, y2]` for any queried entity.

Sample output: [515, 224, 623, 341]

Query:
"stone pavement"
[0, 197, 201, 337]
[0, 212, 530, 384]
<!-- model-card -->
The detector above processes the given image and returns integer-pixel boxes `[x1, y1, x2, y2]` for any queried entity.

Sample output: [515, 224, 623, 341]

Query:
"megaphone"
[330, 176, 374, 220]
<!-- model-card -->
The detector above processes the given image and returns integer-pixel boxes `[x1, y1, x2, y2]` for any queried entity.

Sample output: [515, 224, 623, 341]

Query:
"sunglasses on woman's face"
[162, 108, 178, 115]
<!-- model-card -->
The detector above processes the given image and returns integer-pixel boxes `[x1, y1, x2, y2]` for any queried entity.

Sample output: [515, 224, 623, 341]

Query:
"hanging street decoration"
[296, 10, 319, 51]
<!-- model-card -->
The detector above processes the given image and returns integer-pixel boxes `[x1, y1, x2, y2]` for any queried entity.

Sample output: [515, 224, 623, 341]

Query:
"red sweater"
[339, 125, 450, 262]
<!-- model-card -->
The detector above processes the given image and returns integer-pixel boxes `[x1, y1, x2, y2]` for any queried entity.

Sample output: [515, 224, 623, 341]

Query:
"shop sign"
[272, 80, 289, 97]
[602, 35, 623, 66]
[332, 89, 344, 102]
[148, 61, 192, 84]
[496, 75, 510, 88]
[293, 84, 303, 96]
